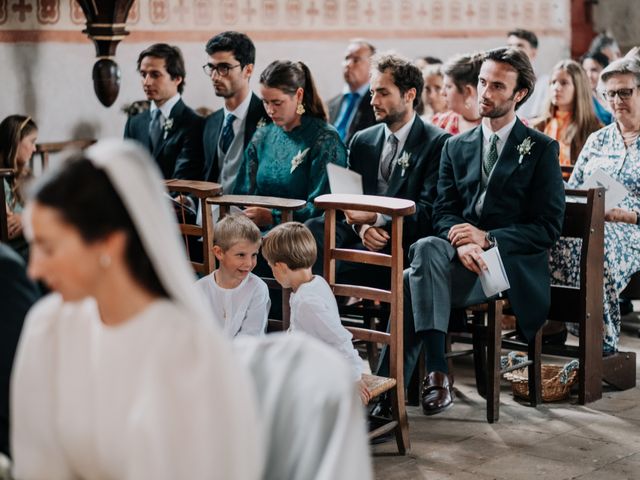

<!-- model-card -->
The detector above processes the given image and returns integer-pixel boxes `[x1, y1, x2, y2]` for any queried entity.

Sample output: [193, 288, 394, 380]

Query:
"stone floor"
[372, 310, 640, 480]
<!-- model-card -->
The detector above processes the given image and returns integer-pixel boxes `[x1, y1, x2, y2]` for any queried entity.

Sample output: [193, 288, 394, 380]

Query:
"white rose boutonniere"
[162, 118, 174, 140]
[395, 151, 411, 176]
[516, 136, 535, 165]
[290, 148, 310, 174]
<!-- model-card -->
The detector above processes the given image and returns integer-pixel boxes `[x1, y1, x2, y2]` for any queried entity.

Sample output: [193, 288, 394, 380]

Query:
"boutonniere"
[162, 118, 174, 140]
[290, 148, 310, 173]
[256, 117, 267, 129]
[395, 151, 411, 176]
[516, 136, 535, 165]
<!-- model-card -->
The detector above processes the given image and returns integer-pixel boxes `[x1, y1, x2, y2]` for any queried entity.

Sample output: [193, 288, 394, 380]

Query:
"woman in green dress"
[234, 60, 347, 227]
[0, 115, 38, 261]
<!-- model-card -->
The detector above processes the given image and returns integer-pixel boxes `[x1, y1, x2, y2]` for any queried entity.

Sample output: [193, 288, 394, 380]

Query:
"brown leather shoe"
[421, 371, 454, 415]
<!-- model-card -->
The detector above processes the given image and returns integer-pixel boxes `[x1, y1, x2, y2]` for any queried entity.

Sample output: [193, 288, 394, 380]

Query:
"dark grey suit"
[124, 98, 204, 180]
[328, 90, 377, 145]
[398, 118, 565, 379]
[202, 93, 269, 184]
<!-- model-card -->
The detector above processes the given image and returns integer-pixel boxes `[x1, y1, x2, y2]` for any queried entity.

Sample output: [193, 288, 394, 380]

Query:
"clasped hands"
[344, 209, 389, 252]
[7, 210, 23, 240]
[448, 223, 490, 275]
[605, 208, 638, 224]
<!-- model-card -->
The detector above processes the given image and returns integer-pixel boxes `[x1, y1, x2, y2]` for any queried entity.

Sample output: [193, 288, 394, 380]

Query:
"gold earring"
[296, 103, 306, 115]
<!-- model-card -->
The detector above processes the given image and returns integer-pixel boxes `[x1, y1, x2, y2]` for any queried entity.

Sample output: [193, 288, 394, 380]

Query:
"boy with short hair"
[196, 213, 270, 337]
[262, 222, 371, 404]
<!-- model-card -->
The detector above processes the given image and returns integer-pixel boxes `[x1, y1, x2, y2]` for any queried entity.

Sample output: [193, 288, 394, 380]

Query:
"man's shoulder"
[173, 100, 204, 126]
[350, 122, 384, 144]
[413, 116, 451, 142]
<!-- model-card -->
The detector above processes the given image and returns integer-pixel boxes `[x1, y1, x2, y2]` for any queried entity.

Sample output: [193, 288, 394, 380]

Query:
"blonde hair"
[261, 222, 317, 270]
[214, 213, 261, 251]
[534, 60, 602, 164]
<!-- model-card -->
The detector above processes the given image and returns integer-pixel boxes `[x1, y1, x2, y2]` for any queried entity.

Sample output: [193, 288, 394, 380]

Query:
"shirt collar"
[384, 113, 415, 145]
[481, 115, 517, 144]
[341, 83, 370, 97]
[151, 93, 181, 119]
[223, 90, 253, 121]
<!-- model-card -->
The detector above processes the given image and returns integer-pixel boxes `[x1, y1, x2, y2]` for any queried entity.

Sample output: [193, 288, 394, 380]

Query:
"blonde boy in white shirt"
[196, 213, 270, 337]
[262, 221, 371, 405]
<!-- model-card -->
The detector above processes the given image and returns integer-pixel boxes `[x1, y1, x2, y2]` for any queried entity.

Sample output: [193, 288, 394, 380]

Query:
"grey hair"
[600, 57, 640, 85]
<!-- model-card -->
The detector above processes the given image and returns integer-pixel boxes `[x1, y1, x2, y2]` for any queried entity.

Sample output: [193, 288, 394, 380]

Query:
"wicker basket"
[504, 362, 579, 402]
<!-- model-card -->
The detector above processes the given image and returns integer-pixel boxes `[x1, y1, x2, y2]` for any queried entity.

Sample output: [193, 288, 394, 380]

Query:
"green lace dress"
[233, 115, 347, 225]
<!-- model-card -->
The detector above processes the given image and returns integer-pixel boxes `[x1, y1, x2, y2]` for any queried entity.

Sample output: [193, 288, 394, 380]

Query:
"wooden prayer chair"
[32, 139, 96, 171]
[315, 193, 415, 455]
[0, 168, 14, 242]
[206, 195, 307, 331]
[164, 179, 222, 276]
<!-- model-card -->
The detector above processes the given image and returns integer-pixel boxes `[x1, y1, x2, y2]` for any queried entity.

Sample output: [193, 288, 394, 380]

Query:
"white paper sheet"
[327, 163, 363, 195]
[479, 246, 511, 298]
[583, 168, 630, 211]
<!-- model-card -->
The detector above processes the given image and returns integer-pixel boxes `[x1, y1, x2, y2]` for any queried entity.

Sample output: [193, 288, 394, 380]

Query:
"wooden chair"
[0, 168, 14, 242]
[164, 179, 222, 276]
[32, 139, 97, 171]
[206, 194, 307, 331]
[315, 193, 415, 455]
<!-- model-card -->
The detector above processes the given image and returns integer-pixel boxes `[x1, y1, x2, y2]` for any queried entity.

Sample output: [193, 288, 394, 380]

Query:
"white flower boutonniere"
[290, 148, 310, 174]
[162, 118, 174, 140]
[256, 117, 267, 129]
[395, 151, 411, 176]
[516, 136, 535, 165]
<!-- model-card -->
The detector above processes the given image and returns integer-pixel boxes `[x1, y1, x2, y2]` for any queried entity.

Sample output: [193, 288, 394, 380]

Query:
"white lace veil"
[85, 139, 208, 319]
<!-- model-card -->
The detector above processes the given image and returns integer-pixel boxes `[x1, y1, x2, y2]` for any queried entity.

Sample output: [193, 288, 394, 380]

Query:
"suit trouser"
[377, 236, 490, 381]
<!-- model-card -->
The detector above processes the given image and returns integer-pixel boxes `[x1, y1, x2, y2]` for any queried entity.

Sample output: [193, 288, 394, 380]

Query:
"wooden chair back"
[315, 193, 415, 455]
[32, 139, 97, 171]
[165, 179, 222, 276]
[0, 168, 14, 242]
[206, 194, 307, 331]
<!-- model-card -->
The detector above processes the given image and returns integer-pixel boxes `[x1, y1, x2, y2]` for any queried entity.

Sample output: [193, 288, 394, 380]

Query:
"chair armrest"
[206, 194, 306, 211]
[314, 194, 415, 217]
[165, 179, 222, 198]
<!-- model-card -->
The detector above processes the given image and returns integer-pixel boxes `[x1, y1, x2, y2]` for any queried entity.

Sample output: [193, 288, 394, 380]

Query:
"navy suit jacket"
[348, 115, 450, 248]
[433, 118, 565, 339]
[328, 90, 377, 145]
[124, 98, 204, 180]
[202, 93, 269, 183]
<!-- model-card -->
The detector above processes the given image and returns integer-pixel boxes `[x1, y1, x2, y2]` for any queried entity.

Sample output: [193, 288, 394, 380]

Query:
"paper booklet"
[479, 246, 511, 298]
[327, 163, 363, 195]
[582, 168, 630, 211]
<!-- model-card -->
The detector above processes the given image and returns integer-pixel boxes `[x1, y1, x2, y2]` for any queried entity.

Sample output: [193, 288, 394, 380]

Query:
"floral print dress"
[549, 123, 640, 352]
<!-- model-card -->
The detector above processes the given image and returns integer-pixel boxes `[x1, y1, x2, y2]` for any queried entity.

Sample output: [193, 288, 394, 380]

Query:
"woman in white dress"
[11, 140, 263, 479]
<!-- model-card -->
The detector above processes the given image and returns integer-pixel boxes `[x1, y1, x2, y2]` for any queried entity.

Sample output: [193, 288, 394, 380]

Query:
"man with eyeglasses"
[328, 39, 378, 144]
[124, 43, 204, 181]
[202, 31, 269, 193]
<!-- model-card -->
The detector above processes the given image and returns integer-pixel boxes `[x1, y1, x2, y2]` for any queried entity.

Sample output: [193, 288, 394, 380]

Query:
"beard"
[377, 106, 406, 126]
[479, 90, 518, 118]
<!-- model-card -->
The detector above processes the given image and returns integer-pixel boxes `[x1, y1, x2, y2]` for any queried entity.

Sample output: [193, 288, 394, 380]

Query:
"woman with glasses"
[233, 60, 347, 228]
[0, 115, 38, 261]
[532, 60, 602, 166]
[549, 57, 640, 354]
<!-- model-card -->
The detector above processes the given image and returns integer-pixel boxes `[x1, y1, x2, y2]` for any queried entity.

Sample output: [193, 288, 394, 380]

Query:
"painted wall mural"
[0, 0, 569, 40]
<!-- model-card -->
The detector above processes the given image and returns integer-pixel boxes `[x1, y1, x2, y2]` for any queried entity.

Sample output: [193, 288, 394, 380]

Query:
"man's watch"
[485, 231, 497, 249]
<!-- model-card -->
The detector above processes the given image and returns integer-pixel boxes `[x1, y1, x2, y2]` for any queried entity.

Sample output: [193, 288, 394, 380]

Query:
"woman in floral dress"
[550, 57, 640, 353]
[234, 60, 347, 227]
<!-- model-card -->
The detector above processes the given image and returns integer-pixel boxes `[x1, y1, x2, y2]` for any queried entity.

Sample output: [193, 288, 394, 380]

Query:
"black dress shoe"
[421, 371, 454, 415]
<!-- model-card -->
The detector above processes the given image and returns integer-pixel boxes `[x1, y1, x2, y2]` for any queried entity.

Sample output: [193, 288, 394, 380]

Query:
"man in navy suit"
[201, 31, 269, 193]
[124, 43, 204, 181]
[401, 48, 565, 415]
[307, 54, 450, 286]
[327, 40, 378, 145]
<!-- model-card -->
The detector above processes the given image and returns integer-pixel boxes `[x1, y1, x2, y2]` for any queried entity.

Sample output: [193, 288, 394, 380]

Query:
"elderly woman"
[11, 141, 262, 479]
[549, 57, 640, 353]
[234, 60, 347, 227]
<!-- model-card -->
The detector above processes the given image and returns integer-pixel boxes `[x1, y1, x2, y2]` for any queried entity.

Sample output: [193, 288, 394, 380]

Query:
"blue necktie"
[149, 109, 162, 150]
[219, 113, 236, 154]
[335, 92, 360, 141]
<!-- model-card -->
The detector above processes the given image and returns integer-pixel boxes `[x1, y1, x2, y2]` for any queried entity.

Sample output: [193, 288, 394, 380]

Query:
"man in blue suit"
[201, 31, 269, 193]
[401, 47, 565, 415]
[124, 43, 204, 181]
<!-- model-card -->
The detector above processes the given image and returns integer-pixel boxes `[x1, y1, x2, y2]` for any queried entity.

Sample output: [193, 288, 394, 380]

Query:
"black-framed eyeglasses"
[602, 86, 639, 101]
[202, 63, 242, 77]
